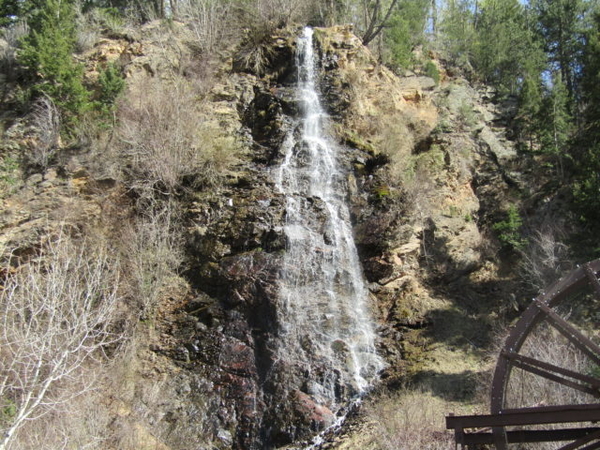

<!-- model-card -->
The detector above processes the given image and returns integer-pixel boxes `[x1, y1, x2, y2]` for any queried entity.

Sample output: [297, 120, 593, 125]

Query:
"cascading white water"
[273, 27, 385, 411]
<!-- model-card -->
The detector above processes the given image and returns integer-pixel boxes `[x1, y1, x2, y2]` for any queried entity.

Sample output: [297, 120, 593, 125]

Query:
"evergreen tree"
[439, 0, 476, 69]
[530, 0, 587, 100]
[516, 58, 545, 147]
[573, 8, 600, 227]
[97, 61, 125, 114]
[539, 72, 573, 178]
[0, 0, 41, 26]
[384, 0, 429, 69]
[580, 7, 600, 127]
[474, 0, 540, 96]
[19, 0, 90, 127]
[0, 0, 21, 26]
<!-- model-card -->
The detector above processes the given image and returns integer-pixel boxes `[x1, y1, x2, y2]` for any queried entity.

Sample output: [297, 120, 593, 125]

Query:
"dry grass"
[121, 200, 186, 319]
[74, 5, 124, 53]
[364, 389, 459, 450]
[0, 21, 28, 74]
[233, 24, 278, 76]
[8, 379, 114, 450]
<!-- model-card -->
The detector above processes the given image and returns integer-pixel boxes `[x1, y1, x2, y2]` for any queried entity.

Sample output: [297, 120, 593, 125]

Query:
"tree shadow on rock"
[413, 370, 480, 402]
[426, 306, 496, 350]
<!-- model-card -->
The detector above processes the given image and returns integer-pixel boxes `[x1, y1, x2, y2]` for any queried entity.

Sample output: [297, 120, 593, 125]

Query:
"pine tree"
[474, 0, 540, 96]
[530, 0, 587, 100]
[439, 0, 476, 69]
[0, 0, 20, 26]
[573, 8, 600, 227]
[18, 0, 90, 127]
[383, 0, 429, 70]
[517, 58, 545, 148]
[539, 72, 573, 179]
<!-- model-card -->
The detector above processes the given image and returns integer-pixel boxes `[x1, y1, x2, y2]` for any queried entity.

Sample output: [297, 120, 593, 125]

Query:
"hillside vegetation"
[3, 0, 600, 231]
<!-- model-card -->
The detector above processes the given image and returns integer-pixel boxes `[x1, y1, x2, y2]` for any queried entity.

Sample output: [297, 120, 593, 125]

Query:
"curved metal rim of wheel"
[491, 259, 600, 450]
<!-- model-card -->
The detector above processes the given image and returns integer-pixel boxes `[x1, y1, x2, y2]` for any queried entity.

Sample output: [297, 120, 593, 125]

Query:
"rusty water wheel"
[490, 260, 600, 450]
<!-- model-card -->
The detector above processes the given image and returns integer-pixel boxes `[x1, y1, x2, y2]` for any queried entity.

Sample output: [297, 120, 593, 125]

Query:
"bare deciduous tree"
[27, 94, 61, 169]
[361, 0, 399, 46]
[118, 78, 240, 199]
[520, 223, 571, 292]
[178, 0, 235, 54]
[0, 232, 122, 450]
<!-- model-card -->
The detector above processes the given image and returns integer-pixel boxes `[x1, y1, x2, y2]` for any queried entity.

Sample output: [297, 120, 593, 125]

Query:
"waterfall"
[273, 27, 385, 415]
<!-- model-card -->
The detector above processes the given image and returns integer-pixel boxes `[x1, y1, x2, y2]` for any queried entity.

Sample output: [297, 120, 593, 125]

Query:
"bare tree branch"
[362, 0, 399, 46]
[0, 232, 123, 450]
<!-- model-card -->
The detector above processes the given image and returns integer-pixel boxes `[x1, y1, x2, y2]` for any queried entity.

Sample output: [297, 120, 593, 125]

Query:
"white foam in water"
[273, 26, 386, 422]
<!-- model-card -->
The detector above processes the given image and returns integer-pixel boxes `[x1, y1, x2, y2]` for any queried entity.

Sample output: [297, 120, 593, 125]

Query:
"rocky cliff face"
[0, 22, 545, 450]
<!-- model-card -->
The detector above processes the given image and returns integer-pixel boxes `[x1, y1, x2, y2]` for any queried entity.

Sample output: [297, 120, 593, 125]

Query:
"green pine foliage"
[439, 0, 477, 70]
[573, 9, 600, 228]
[383, 0, 429, 70]
[539, 72, 573, 178]
[424, 60, 440, 84]
[18, 0, 90, 128]
[97, 62, 126, 112]
[493, 205, 526, 251]
[474, 0, 542, 96]
[0, 0, 21, 26]
[530, 0, 587, 99]
[516, 58, 545, 147]
[385, 12, 415, 69]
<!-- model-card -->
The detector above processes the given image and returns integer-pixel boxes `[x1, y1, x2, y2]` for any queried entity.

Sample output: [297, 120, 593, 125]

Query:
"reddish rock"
[219, 337, 256, 378]
[292, 390, 335, 431]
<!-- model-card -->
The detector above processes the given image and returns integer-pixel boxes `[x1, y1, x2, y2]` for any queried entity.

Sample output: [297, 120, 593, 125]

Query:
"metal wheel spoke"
[558, 429, 600, 450]
[503, 350, 600, 391]
[535, 300, 600, 366]
[580, 442, 600, 450]
[508, 358, 599, 397]
[584, 263, 600, 300]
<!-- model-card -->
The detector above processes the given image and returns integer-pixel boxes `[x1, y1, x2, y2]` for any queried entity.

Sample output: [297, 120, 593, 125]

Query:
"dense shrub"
[118, 78, 240, 197]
